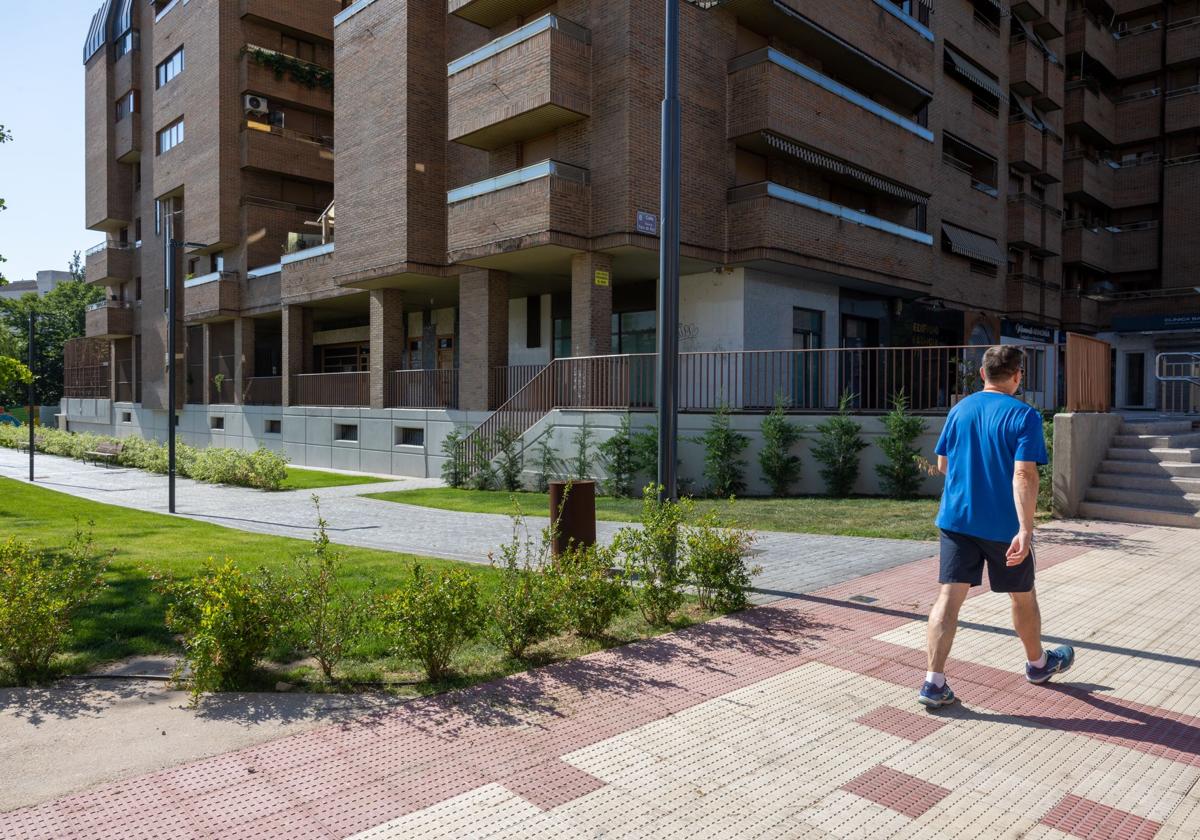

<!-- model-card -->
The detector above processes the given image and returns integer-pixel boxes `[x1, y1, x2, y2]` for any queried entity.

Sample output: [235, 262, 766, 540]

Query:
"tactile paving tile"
[840, 764, 952, 819]
[854, 706, 947, 742]
[1040, 794, 1163, 840]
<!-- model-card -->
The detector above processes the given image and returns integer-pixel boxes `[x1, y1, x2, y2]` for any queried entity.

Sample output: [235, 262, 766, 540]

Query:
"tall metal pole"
[166, 222, 177, 514]
[27, 311, 35, 482]
[656, 0, 681, 502]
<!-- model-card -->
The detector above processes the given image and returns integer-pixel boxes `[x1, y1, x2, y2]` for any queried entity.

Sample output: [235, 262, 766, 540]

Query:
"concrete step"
[1111, 433, 1200, 449]
[1093, 472, 1200, 494]
[1077, 501, 1200, 529]
[1106, 447, 1200, 464]
[1085, 486, 1200, 512]
[1099, 460, 1200, 479]
[1121, 420, 1195, 435]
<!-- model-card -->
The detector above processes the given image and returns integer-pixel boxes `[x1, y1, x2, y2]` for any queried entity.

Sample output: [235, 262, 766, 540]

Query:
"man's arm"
[937, 455, 948, 475]
[1007, 460, 1040, 565]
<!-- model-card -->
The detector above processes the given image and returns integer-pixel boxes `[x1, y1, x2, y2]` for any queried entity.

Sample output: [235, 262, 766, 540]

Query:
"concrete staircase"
[1078, 419, 1200, 529]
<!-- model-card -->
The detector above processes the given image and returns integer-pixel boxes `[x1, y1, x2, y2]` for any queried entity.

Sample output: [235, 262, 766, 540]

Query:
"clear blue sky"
[0, 2, 99, 283]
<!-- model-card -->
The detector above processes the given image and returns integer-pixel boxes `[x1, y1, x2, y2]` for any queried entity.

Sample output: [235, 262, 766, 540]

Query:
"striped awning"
[1010, 93, 1046, 131]
[762, 132, 928, 206]
[942, 223, 1005, 266]
[83, 0, 113, 62]
[114, 0, 133, 37]
[1014, 18, 1061, 65]
[944, 47, 1003, 100]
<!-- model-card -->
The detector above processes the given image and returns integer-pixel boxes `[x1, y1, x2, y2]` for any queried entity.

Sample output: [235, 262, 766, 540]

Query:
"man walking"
[919, 345, 1074, 708]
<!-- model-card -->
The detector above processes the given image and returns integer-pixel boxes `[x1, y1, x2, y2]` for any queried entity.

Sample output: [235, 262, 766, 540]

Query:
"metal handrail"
[1157, 353, 1200, 385]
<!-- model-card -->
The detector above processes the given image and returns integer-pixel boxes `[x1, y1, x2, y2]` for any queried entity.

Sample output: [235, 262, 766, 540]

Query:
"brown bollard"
[548, 480, 597, 557]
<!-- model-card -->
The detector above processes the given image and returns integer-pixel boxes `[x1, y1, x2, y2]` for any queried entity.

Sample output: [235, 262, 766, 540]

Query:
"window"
[134, 218, 142, 245]
[526, 296, 542, 349]
[210, 416, 225, 431]
[156, 48, 184, 89]
[121, 411, 132, 423]
[154, 0, 181, 21]
[792, 308, 823, 350]
[265, 419, 282, 435]
[135, 276, 142, 301]
[553, 317, 571, 359]
[395, 427, 425, 447]
[335, 423, 359, 442]
[115, 29, 140, 58]
[1125, 353, 1146, 407]
[115, 90, 139, 122]
[320, 344, 368, 373]
[611, 311, 656, 354]
[157, 119, 184, 155]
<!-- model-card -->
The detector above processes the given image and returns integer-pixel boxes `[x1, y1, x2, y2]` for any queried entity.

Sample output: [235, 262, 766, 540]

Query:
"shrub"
[697, 404, 749, 497]
[876, 393, 929, 500]
[489, 512, 561, 659]
[162, 559, 284, 700]
[598, 414, 639, 497]
[682, 511, 758, 613]
[614, 487, 688, 626]
[284, 499, 372, 681]
[0, 526, 109, 684]
[531, 425, 562, 493]
[384, 566, 484, 681]
[495, 427, 524, 492]
[553, 542, 626, 640]
[812, 393, 868, 497]
[1039, 411, 1056, 513]
[468, 444, 498, 491]
[440, 426, 468, 489]
[570, 417, 596, 481]
[758, 397, 803, 497]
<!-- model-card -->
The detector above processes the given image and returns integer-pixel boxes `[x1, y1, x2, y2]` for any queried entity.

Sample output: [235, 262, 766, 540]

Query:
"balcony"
[84, 241, 136, 284]
[1115, 23, 1164, 79]
[1006, 274, 1050, 319]
[241, 48, 333, 112]
[1166, 88, 1200, 134]
[727, 48, 932, 189]
[449, 0, 553, 27]
[1167, 18, 1200, 66]
[183, 271, 241, 322]
[1008, 119, 1045, 173]
[1065, 14, 1116, 76]
[1063, 222, 1114, 272]
[1061, 294, 1100, 329]
[447, 160, 590, 262]
[1110, 222, 1159, 273]
[447, 16, 590, 151]
[1113, 157, 1161, 207]
[1011, 0, 1046, 23]
[726, 181, 933, 287]
[1065, 84, 1115, 145]
[1010, 38, 1046, 99]
[1007, 194, 1061, 254]
[241, 120, 333, 182]
[115, 112, 140, 162]
[1114, 90, 1162, 144]
[240, 0, 341, 38]
[85, 300, 135, 339]
[1064, 154, 1115, 206]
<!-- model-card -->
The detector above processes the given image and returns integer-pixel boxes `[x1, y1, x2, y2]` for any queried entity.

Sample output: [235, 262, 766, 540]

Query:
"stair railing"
[1156, 352, 1200, 415]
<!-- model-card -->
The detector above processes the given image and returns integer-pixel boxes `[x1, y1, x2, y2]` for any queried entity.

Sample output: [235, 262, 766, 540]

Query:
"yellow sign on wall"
[594, 270, 610, 287]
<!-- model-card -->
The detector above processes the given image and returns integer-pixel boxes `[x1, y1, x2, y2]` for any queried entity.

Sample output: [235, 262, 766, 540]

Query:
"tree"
[0, 279, 103, 406]
[68, 251, 85, 283]
[811, 393, 868, 497]
[0, 356, 32, 393]
[875, 393, 929, 499]
[0, 125, 12, 284]
[758, 397, 804, 496]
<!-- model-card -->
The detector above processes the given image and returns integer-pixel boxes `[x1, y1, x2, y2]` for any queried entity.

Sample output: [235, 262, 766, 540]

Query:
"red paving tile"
[1041, 794, 1163, 840]
[854, 705, 948, 742]
[840, 764, 951, 818]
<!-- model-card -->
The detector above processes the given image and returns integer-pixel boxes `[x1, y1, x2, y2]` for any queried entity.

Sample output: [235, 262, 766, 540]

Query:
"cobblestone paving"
[2, 517, 1194, 839]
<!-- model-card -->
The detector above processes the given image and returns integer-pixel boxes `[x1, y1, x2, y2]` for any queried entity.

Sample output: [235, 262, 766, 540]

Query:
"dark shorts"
[938, 529, 1036, 593]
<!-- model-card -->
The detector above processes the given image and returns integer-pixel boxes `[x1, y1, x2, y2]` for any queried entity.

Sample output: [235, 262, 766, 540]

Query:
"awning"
[762, 132, 928, 205]
[944, 47, 1003, 100]
[1009, 94, 1046, 131]
[942, 222, 1005, 266]
[83, 0, 112, 62]
[1014, 17, 1060, 65]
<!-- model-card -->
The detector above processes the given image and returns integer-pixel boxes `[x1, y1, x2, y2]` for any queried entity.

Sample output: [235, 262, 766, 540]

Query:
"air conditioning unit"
[244, 94, 269, 116]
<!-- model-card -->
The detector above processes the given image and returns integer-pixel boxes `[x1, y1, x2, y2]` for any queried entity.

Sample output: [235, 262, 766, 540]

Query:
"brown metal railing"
[243, 376, 282, 406]
[210, 354, 236, 404]
[386, 369, 459, 409]
[488, 364, 547, 409]
[63, 337, 111, 398]
[292, 371, 368, 407]
[1065, 333, 1112, 412]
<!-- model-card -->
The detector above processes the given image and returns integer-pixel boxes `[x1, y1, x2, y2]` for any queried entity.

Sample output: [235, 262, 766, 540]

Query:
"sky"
[0, 2, 99, 284]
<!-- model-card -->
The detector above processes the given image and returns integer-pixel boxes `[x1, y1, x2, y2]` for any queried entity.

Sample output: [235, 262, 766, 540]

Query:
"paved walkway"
[0, 449, 937, 601]
[4, 517, 1196, 838]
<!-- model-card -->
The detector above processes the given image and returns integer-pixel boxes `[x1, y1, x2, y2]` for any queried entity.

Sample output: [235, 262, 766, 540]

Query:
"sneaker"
[918, 680, 957, 708]
[1026, 645, 1076, 685]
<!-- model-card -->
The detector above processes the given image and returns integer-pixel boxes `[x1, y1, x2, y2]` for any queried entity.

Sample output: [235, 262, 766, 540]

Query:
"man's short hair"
[981, 345, 1024, 382]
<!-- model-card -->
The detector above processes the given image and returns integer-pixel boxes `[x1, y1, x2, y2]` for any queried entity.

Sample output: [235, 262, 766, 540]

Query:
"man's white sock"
[925, 671, 945, 687]
[1029, 652, 1047, 669]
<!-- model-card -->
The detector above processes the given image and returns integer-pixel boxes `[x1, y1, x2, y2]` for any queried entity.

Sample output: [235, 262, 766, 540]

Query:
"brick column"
[109, 341, 118, 403]
[458, 269, 509, 411]
[233, 317, 255, 405]
[369, 288, 404, 409]
[281, 305, 311, 407]
[201, 324, 212, 406]
[571, 252, 614, 357]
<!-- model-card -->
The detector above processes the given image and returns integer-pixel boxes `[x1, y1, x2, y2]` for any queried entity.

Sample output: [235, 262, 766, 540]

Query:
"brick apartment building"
[70, 0, 1200, 480]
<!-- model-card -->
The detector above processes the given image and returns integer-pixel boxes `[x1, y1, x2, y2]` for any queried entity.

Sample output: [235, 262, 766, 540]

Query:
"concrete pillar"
[281, 305, 312, 406]
[233, 317, 255, 405]
[571, 252, 614, 357]
[201, 324, 212, 406]
[458, 268, 509, 411]
[369, 288, 404, 409]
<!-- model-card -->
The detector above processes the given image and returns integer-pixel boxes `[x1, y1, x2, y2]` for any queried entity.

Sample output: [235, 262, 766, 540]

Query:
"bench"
[16, 434, 44, 453]
[85, 441, 124, 467]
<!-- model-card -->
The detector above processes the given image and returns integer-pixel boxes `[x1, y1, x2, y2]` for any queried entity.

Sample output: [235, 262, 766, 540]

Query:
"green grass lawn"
[279, 467, 394, 491]
[365, 488, 943, 541]
[0, 478, 712, 691]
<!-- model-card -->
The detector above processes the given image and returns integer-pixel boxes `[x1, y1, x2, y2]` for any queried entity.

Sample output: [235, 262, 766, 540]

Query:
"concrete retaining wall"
[1052, 412, 1123, 517]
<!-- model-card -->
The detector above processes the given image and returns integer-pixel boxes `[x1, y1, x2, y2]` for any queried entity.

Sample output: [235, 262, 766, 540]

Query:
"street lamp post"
[657, 0, 682, 503]
[163, 213, 207, 514]
[27, 311, 35, 482]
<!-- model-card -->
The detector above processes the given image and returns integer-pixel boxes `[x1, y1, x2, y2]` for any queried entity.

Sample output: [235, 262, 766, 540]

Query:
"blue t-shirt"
[934, 391, 1048, 543]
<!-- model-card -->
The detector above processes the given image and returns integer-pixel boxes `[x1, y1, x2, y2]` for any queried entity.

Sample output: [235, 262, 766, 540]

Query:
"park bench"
[16, 434, 45, 453]
[85, 441, 124, 467]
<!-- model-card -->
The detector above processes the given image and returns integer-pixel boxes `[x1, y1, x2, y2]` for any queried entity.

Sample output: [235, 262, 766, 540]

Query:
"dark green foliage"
[758, 398, 803, 496]
[489, 513, 561, 658]
[244, 47, 333, 90]
[440, 427, 467, 489]
[812, 393, 869, 497]
[598, 414, 639, 497]
[531, 425, 562, 493]
[697, 404, 749, 497]
[495, 427, 524, 492]
[552, 542, 626, 639]
[0, 279, 103, 405]
[384, 565, 484, 681]
[570, 417, 596, 480]
[614, 487, 687, 626]
[875, 393, 929, 500]
[682, 511, 758, 613]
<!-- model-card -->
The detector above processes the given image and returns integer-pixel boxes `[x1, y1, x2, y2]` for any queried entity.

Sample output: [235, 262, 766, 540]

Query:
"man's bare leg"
[926, 583, 971, 674]
[1010, 589, 1043, 662]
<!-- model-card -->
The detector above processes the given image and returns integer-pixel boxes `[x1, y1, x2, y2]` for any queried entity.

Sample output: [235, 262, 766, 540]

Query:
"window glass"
[157, 119, 184, 154]
[156, 48, 184, 89]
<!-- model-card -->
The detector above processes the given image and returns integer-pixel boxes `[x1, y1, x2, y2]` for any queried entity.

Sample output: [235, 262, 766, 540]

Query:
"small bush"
[570, 417, 596, 481]
[758, 397, 803, 497]
[489, 512, 561, 659]
[531, 425, 562, 493]
[440, 426, 468, 489]
[384, 566, 484, 682]
[468, 444, 498, 491]
[614, 487, 688, 626]
[598, 414, 639, 497]
[697, 404, 749, 497]
[553, 542, 626, 640]
[683, 511, 758, 613]
[812, 393, 868, 497]
[162, 559, 284, 701]
[283, 499, 372, 681]
[495, 427, 524, 492]
[1039, 411, 1056, 513]
[876, 393, 929, 500]
[0, 526, 110, 684]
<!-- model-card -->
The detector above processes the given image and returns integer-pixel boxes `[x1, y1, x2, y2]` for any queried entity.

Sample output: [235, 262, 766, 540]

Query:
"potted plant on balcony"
[211, 373, 226, 402]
